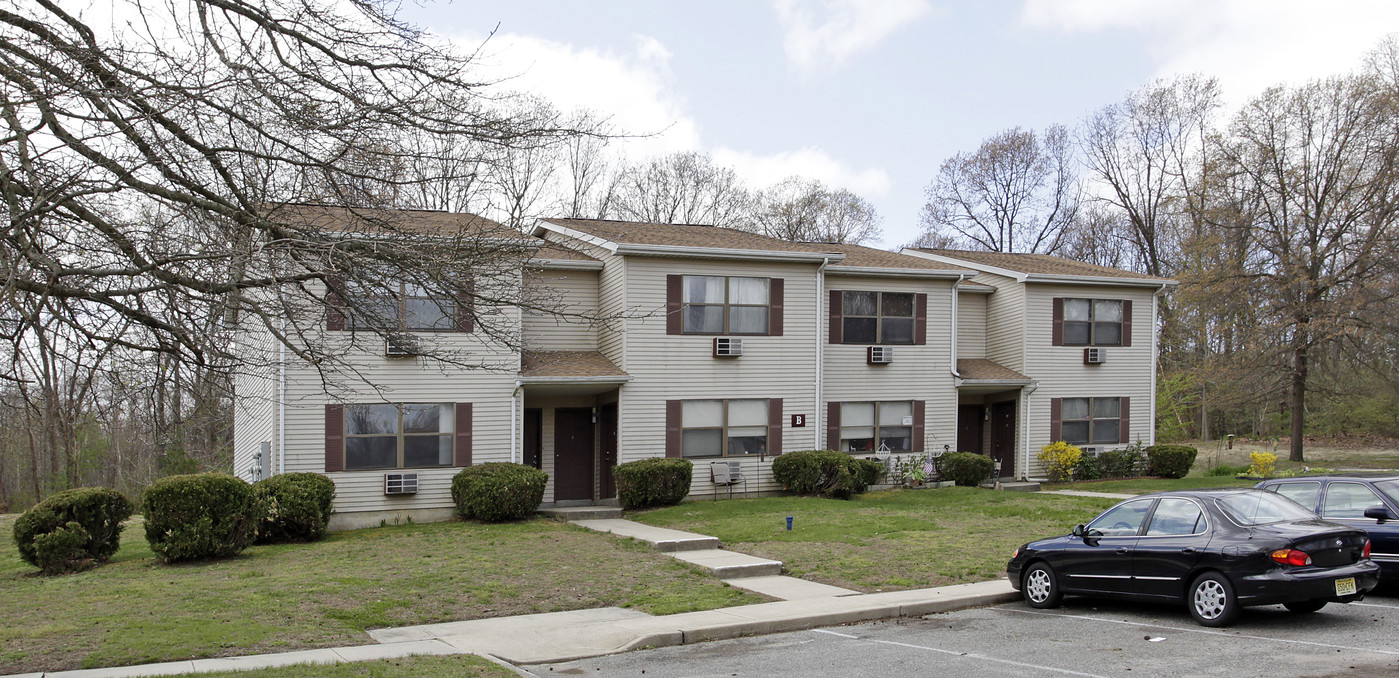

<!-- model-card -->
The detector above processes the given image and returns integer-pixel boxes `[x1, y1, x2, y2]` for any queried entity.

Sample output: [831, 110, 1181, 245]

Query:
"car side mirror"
[1364, 507, 1394, 523]
[1072, 524, 1086, 537]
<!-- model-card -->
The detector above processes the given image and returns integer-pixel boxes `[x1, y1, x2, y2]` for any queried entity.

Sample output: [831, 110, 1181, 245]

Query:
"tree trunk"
[1289, 344, 1308, 462]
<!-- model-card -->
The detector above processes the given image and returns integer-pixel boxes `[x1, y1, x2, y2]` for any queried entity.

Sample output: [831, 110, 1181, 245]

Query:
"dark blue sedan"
[1007, 489, 1379, 627]
[1255, 474, 1399, 577]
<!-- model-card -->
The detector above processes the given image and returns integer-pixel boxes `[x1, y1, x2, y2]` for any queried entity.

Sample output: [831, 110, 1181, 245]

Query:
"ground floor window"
[344, 403, 454, 469]
[682, 399, 768, 457]
[1060, 397, 1121, 446]
[839, 401, 913, 453]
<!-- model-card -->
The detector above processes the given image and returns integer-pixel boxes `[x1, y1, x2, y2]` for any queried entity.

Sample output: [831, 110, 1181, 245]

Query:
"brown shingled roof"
[531, 241, 599, 263]
[520, 351, 628, 379]
[816, 243, 973, 271]
[271, 204, 516, 238]
[957, 359, 1031, 381]
[914, 249, 1174, 282]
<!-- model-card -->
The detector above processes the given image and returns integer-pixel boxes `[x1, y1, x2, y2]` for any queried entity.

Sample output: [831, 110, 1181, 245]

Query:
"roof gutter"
[825, 266, 968, 279]
[614, 243, 847, 263]
[517, 375, 634, 385]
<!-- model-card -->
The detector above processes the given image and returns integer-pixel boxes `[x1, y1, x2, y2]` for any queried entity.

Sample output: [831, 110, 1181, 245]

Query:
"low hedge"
[143, 473, 256, 563]
[451, 463, 548, 522]
[12, 487, 134, 574]
[614, 458, 693, 510]
[253, 473, 336, 544]
[939, 452, 996, 488]
[854, 458, 883, 487]
[1098, 447, 1146, 478]
[771, 450, 867, 499]
[1072, 455, 1104, 481]
[1146, 444, 1198, 479]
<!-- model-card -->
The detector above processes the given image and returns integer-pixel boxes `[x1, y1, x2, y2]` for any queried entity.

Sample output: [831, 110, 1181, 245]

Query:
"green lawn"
[0, 515, 762, 675]
[629, 487, 1117, 592]
[194, 655, 513, 677]
[1042, 475, 1259, 494]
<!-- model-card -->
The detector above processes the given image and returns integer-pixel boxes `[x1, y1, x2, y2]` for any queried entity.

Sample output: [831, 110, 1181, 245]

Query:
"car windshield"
[1215, 492, 1317, 525]
[1375, 480, 1399, 505]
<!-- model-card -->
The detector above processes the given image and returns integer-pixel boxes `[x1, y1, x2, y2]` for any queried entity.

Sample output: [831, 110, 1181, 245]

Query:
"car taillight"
[1363, 540, 1372, 559]
[1011, 547, 1020, 559]
[1270, 549, 1313, 567]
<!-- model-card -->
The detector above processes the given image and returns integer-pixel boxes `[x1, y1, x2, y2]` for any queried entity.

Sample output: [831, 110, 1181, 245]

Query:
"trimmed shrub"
[772, 450, 867, 499]
[1146, 444, 1198, 479]
[143, 473, 256, 563]
[12, 487, 134, 574]
[613, 458, 693, 510]
[253, 473, 337, 544]
[1038, 441, 1083, 483]
[1098, 447, 1146, 478]
[1072, 454, 1104, 481]
[855, 458, 884, 487]
[939, 452, 996, 488]
[451, 463, 548, 522]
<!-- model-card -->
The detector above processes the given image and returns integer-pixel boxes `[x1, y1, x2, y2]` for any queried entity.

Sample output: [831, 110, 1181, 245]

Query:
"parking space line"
[811, 629, 1110, 677]
[1353, 601, 1399, 610]
[1002, 608, 1399, 656]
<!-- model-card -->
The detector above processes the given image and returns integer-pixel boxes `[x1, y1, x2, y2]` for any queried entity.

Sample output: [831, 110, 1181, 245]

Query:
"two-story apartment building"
[233, 207, 1174, 530]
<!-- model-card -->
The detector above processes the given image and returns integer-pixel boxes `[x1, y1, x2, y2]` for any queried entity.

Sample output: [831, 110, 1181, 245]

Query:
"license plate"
[1335, 577, 1357, 596]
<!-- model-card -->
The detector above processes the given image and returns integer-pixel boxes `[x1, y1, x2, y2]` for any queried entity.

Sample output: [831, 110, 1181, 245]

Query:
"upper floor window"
[1061, 397, 1121, 445]
[682, 399, 769, 457]
[1062, 298, 1123, 346]
[349, 283, 457, 331]
[343, 403, 454, 469]
[842, 291, 915, 344]
[839, 401, 913, 453]
[683, 276, 769, 334]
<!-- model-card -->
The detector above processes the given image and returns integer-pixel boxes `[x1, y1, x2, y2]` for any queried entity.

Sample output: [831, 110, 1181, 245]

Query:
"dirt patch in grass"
[1188, 437, 1399, 471]
[0, 516, 762, 675]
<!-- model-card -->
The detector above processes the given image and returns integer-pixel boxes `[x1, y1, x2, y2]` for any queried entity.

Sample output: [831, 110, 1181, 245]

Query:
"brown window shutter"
[914, 293, 928, 345]
[769, 278, 784, 336]
[768, 398, 783, 456]
[1121, 300, 1133, 347]
[666, 275, 682, 335]
[1119, 397, 1131, 444]
[455, 278, 475, 333]
[1051, 297, 1063, 346]
[455, 402, 473, 466]
[325, 275, 346, 331]
[912, 400, 925, 452]
[1049, 398, 1062, 442]
[324, 404, 344, 472]
[665, 399, 682, 458]
[826, 401, 840, 451]
[828, 290, 843, 344]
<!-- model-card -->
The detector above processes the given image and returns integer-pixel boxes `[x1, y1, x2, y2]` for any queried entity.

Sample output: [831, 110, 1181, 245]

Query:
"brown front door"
[554, 408, 595, 501]
[523, 408, 542, 469]
[599, 402, 618, 499]
[957, 405, 985, 454]
[990, 400, 1017, 478]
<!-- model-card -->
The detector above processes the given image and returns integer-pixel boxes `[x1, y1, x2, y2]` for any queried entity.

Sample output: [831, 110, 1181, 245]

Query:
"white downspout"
[949, 274, 971, 379]
[511, 380, 523, 464]
[278, 316, 286, 476]
[1020, 382, 1038, 482]
[815, 256, 831, 449]
[1150, 283, 1169, 447]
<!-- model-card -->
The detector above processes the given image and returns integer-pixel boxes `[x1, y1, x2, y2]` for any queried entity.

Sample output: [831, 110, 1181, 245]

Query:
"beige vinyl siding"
[232, 320, 278, 483]
[523, 269, 599, 350]
[957, 291, 987, 360]
[823, 277, 959, 455]
[616, 257, 820, 496]
[976, 271, 1026, 373]
[1020, 283, 1159, 477]
[597, 258, 627, 368]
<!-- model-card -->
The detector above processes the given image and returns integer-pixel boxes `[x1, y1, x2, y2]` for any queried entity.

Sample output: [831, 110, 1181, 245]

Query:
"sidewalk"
[5, 518, 1020, 678]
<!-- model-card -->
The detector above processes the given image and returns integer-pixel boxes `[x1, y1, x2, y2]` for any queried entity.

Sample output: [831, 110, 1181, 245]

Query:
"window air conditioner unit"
[713, 337, 743, 358]
[385, 335, 418, 357]
[385, 472, 418, 495]
[1081, 446, 1101, 457]
[1084, 347, 1106, 365]
[868, 346, 893, 365]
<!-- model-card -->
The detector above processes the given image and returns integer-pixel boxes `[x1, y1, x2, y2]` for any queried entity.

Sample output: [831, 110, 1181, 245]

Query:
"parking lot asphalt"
[531, 589, 1399, 677]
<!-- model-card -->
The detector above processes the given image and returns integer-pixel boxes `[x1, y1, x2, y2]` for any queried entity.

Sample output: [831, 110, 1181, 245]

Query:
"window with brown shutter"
[665, 400, 682, 457]
[325, 404, 344, 472]
[768, 398, 783, 455]
[826, 401, 840, 450]
[836, 291, 918, 344]
[325, 276, 347, 332]
[1058, 397, 1127, 446]
[330, 402, 461, 470]
[455, 402, 472, 466]
[673, 275, 777, 335]
[1057, 298, 1125, 346]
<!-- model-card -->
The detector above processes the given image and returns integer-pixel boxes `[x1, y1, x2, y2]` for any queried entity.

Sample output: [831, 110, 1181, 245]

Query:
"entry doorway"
[599, 402, 618, 499]
[990, 400, 1017, 479]
[957, 405, 985, 454]
[523, 408, 542, 469]
[553, 408, 595, 501]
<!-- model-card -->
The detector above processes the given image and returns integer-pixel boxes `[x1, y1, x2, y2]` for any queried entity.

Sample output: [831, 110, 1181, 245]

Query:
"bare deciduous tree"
[609, 152, 757, 227]
[752, 177, 882, 244]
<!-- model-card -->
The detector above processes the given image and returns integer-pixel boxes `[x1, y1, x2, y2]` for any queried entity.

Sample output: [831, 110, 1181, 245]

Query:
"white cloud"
[712, 147, 892, 197]
[1019, 0, 1399, 106]
[773, 0, 935, 79]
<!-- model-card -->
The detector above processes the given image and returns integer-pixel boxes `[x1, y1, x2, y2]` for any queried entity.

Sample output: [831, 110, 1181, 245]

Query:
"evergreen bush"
[771, 450, 869, 499]
[12, 487, 133, 574]
[1098, 446, 1146, 478]
[613, 458, 693, 510]
[939, 452, 996, 487]
[1146, 444, 1198, 479]
[451, 463, 548, 522]
[143, 473, 256, 562]
[1072, 454, 1104, 481]
[253, 473, 337, 544]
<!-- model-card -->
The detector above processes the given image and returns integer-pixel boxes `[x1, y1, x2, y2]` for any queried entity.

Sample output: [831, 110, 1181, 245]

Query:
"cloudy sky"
[400, 0, 1399, 247]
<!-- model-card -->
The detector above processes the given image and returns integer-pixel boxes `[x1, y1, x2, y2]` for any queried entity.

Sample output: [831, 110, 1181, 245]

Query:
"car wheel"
[1023, 562, 1062, 609]
[1283, 599, 1327, 614]
[1188, 572, 1240, 627]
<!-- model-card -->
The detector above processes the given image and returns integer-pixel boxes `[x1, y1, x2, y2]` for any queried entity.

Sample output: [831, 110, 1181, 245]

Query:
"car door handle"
[1116, 547, 1130, 554]
[1180, 547, 1196, 554]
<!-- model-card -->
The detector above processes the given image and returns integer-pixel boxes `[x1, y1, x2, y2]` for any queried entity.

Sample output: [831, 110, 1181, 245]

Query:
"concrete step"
[539, 506, 624, 521]
[997, 481, 1041, 492]
[721, 575, 859, 600]
[570, 518, 720, 552]
[670, 549, 783, 578]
